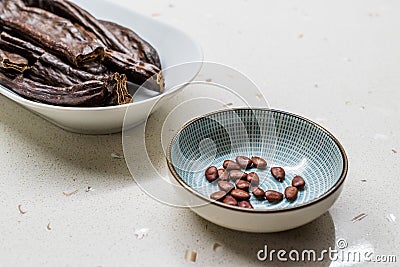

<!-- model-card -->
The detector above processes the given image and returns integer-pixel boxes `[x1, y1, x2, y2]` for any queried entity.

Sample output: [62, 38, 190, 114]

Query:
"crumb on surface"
[62, 189, 79, 197]
[184, 250, 197, 262]
[212, 242, 222, 251]
[111, 153, 124, 159]
[352, 213, 367, 222]
[18, 205, 27, 215]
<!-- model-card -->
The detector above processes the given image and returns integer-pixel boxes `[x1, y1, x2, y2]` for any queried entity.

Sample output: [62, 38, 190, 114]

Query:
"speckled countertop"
[0, 0, 399, 266]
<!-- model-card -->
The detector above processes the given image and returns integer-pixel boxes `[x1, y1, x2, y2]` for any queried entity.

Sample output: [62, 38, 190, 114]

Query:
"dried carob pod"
[0, 34, 132, 106]
[20, 0, 164, 92]
[104, 49, 164, 92]
[0, 0, 162, 106]
[0, 0, 105, 67]
[22, 0, 161, 68]
[0, 31, 45, 60]
[0, 32, 112, 86]
[22, 0, 132, 55]
[0, 71, 131, 106]
[0, 48, 30, 73]
[100, 20, 161, 68]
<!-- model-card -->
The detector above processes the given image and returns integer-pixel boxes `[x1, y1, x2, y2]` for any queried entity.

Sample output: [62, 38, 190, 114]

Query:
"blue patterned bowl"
[167, 108, 348, 232]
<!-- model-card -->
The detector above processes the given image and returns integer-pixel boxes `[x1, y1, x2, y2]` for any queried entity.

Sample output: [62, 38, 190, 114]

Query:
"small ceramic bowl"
[167, 108, 348, 232]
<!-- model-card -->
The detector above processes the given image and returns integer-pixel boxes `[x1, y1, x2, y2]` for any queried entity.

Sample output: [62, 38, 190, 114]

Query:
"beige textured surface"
[0, 0, 399, 266]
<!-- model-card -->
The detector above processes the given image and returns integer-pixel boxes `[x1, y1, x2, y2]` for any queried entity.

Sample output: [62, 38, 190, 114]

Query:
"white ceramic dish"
[0, 0, 202, 134]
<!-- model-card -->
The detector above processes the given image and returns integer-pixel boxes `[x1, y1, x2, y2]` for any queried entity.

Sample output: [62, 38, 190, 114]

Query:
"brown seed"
[246, 172, 260, 186]
[270, 167, 285, 182]
[251, 156, 267, 169]
[265, 190, 284, 203]
[285, 186, 298, 202]
[205, 166, 218, 182]
[223, 195, 238, 206]
[210, 191, 226, 201]
[229, 170, 247, 181]
[231, 189, 251, 201]
[252, 187, 265, 199]
[235, 180, 250, 191]
[218, 181, 234, 193]
[223, 160, 241, 170]
[292, 175, 305, 189]
[236, 156, 252, 169]
[238, 201, 254, 209]
[217, 168, 229, 181]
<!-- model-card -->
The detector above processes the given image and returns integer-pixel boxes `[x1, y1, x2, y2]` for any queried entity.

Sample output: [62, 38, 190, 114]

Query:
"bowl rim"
[166, 108, 348, 213]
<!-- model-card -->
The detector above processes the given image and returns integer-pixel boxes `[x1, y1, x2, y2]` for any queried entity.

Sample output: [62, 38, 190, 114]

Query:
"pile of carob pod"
[0, 0, 164, 107]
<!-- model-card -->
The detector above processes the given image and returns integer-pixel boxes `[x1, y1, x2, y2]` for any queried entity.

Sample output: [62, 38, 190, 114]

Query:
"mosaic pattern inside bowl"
[169, 109, 345, 210]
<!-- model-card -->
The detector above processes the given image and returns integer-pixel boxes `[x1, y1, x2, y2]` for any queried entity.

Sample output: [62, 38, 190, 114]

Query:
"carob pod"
[22, 0, 164, 91]
[0, 31, 45, 60]
[0, 32, 132, 105]
[0, 1, 105, 67]
[22, 0, 132, 56]
[104, 49, 164, 93]
[0, 0, 161, 105]
[100, 20, 161, 68]
[0, 48, 30, 73]
[22, 0, 161, 67]
[0, 31, 112, 84]
[0, 71, 125, 106]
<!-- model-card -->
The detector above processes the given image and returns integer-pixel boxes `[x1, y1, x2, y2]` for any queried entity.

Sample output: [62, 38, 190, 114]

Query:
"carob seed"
[265, 190, 284, 203]
[217, 168, 229, 181]
[210, 191, 226, 201]
[292, 175, 305, 189]
[205, 166, 218, 182]
[251, 156, 267, 169]
[285, 186, 298, 202]
[236, 156, 252, 169]
[223, 160, 241, 170]
[252, 187, 265, 200]
[231, 189, 251, 201]
[270, 167, 285, 182]
[235, 180, 250, 191]
[229, 170, 247, 181]
[223, 195, 238, 206]
[246, 172, 260, 186]
[218, 181, 234, 193]
[238, 201, 254, 209]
